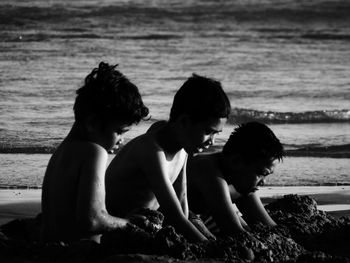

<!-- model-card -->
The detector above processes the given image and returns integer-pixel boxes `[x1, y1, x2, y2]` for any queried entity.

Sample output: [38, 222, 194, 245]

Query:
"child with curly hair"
[40, 62, 149, 243]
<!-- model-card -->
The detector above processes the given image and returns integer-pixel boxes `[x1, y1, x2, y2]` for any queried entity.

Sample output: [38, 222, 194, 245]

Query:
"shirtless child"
[41, 62, 149, 243]
[187, 122, 285, 237]
[105, 74, 231, 242]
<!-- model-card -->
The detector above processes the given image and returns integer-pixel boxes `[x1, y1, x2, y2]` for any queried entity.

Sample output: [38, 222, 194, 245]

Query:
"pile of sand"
[1, 194, 350, 263]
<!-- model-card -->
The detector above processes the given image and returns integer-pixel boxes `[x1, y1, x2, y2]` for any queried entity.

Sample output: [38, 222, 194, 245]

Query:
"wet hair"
[73, 62, 149, 125]
[222, 122, 285, 163]
[169, 74, 231, 122]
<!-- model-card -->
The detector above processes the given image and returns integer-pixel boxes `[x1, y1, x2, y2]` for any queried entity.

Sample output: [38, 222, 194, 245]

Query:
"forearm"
[257, 213, 277, 227]
[215, 209, 247, 236]
[171, 215, 208, 242]
[237, 193, 277, 227]
[78, 210, 129, 235]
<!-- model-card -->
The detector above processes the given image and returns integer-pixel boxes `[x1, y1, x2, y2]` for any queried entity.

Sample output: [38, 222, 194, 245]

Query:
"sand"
[259, 186, 350, 218]
[2, 186, 350, 225]
[1, 186, 350, 262]
[0, 189, 41, 225]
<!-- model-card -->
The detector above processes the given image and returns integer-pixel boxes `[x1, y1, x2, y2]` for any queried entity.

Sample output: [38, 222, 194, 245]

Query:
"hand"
[127, 213, 150, 228]
[189, 215, 216, 241]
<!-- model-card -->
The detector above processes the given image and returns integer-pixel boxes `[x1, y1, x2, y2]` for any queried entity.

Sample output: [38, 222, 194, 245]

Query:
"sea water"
[0, 0, 349, 188]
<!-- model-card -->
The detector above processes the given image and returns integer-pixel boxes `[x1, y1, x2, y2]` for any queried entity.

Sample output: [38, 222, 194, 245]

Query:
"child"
[187, 122, 285, 237]
[40, 62, 149, 243]
[105, 74, 231, 242]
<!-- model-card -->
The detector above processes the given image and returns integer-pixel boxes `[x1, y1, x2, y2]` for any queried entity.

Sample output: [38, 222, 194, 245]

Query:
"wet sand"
[0, 189, 41, 225]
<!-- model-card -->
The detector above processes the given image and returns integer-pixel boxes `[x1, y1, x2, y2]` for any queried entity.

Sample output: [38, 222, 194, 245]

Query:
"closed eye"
[116, 128, 129, 135]
[205, 129, 221, 135]
[256, 168, 272, 177]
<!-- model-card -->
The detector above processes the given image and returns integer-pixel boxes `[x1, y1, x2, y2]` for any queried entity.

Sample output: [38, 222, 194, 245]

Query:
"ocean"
[0, 0, 349, 188]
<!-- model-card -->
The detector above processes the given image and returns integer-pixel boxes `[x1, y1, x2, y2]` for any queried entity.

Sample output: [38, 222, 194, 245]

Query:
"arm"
[76, 143, 129, 236]
[173, 158, 188, 218]
[140, 144, 207, 242]
[235, 191, 277, 227]
[201, 175, 246, 235]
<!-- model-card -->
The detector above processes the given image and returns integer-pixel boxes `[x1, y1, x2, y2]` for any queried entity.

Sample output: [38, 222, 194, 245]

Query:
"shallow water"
[0, 154, 349, 188]
[0, 0, 349, 186]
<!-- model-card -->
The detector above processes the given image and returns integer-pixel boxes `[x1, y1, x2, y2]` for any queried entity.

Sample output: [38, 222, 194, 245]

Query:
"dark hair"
[74, 62, 149, 125]
[222, 122, 285, 162]
[169, 74, 231, 122]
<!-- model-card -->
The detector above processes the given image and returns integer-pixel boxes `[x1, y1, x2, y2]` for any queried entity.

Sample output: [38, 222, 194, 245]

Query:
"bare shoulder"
[110, 134, 162, 168]
[59, 141, 108, 164]
[127, 133, 162, 156]
[81, 141, 107, 157]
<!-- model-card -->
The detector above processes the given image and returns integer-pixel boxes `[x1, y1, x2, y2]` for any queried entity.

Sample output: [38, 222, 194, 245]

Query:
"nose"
[204, 137, 214, 148]
[116, 136, 124, 145]
[258, 178, 265, 187]
[208, 134, 215, 145]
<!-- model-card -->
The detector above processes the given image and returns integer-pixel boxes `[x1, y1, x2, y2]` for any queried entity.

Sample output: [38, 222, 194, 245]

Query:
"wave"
[5, 32, 182, 42]
[120, 34, 183, 40]
[1, 1, 350, 26]
[0, 146, 56, 154]
[4, 33, 103, 42]
[0, 185, 41, 189]
[301, 33, 350, 41]
[205, 144, 350, 159]
[229, 108, 350, 124]
[1, 143, 350, 158]
[286, 144, 350, 158]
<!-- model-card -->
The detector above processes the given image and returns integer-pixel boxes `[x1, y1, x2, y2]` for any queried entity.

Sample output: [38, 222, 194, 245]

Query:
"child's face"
[94, 120, 130, 152]
[183, 117, 226, 155]
[228, 158, 276, 195]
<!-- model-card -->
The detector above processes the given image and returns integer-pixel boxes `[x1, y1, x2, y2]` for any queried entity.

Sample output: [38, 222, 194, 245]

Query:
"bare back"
[41, 140, 108, 242]
[105, 133, 187, 217]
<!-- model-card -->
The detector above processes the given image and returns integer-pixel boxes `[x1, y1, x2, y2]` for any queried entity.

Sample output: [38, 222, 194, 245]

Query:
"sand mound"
[1, 195, 350, 262]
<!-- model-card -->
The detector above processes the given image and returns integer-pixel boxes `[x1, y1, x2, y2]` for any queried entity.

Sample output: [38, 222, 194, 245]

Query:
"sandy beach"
[1, 186, 350, 226]
[1, 186, 350, 262]
[0, 189, 41, 226]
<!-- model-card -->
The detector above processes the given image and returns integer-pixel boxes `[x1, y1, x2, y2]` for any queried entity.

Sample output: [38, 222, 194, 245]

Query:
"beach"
[1, 186, 350, 262]
[2, 186, 350, 226]
[0, 0, 349, 262]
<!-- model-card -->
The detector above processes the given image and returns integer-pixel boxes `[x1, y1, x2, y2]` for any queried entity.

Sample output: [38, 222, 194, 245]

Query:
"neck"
[65, 121, 90, 142]
[155, 121, 183, 155]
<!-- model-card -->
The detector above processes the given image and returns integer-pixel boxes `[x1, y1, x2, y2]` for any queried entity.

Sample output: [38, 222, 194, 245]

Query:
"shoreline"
[1, 186, 350, 226]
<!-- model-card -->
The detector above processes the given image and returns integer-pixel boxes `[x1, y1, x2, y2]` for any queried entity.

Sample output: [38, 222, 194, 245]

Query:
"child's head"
[222, 122, 285, 195]
[169, 74, 231, 154]
[73, 62, 149, 151]
[223, 122, 284, 163]
[74, 62, 149, 126]
[169, 74, 231, 123]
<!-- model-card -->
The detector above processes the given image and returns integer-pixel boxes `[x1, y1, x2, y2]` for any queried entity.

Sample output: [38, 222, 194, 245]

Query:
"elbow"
[77, 212, 105, 234]
[77, 217, 98, 234]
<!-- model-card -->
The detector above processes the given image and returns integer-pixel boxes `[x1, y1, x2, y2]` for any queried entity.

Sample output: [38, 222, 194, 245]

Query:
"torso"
[187, 152, 242, 214]
[105, 133, 187, 217]
[187, 153, 219, 214]
[41, 140, 97, 242]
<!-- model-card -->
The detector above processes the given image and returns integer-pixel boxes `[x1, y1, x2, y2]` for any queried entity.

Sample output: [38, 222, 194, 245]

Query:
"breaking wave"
[229, 108, 350, 124]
